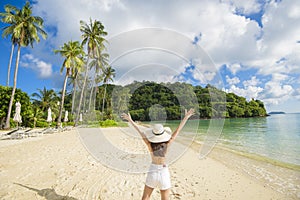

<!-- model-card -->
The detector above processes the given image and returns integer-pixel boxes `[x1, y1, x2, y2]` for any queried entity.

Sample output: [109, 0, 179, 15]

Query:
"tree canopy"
[0, 86, 33, 128]
[101, 81, 268, 121]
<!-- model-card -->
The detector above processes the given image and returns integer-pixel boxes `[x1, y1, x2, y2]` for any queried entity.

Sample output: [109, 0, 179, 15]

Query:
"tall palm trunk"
[75, 59, 90, 126]
[88, 72, 97, 111]
[82, 81, 88, 112]
[4, 45, 21, 129]
[71, 80, 77, 114]
[7, 44, 15, 86]
[57, 71, 69, 128]
[88, 84, 94, 111]
[101, 83, 107, 120]
[92, 87, 98, 111]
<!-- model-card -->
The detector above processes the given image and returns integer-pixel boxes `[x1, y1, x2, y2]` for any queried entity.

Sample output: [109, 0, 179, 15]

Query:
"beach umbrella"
[13, 101, 22, 128]
[79, 113, 83, 122]
[64, 111, 68, 122]
[46, 108, 52, 123]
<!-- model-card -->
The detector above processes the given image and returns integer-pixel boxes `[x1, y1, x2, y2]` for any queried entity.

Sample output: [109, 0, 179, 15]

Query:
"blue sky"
[0, 0, 299, 113]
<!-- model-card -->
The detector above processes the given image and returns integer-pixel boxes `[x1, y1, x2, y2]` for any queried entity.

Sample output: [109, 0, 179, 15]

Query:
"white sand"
[0, 127, 296, 200]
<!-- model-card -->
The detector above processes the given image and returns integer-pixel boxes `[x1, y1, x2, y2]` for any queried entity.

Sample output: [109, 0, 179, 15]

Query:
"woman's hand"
[121, 113, 132, 122]
[185, 108, 195, 119]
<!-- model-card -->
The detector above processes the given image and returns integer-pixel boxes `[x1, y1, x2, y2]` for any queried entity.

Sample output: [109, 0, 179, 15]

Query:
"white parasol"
[46, 107, 52, 123]
[64, 111, 68, 122]
[79, 113, 83, 122]
[13, 101, 22, 128]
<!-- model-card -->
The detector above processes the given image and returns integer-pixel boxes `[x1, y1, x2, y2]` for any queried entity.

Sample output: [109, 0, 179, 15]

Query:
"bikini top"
[150, 142, 168, 157]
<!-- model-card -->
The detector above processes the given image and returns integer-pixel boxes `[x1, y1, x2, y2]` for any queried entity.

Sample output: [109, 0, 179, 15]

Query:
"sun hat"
[145, 124, 172, 143]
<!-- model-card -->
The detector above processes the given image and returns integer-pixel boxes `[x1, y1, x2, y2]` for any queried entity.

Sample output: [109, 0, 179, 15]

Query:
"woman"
[121, 108, 195, 200]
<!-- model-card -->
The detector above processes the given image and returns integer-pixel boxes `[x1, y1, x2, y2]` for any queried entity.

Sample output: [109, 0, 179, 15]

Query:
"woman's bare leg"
[142, 185, 154, 200]
[160, 189, 170, 200]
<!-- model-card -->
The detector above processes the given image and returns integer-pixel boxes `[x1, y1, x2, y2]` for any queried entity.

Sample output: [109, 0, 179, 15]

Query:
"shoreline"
[179, 129, 300, 170]
[0, 127, 297, 199]
[193, 140, 300, 199]
[214, 142, 300, 171]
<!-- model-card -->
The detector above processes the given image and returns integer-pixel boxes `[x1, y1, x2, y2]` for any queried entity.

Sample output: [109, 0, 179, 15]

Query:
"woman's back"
[150, 142, 169, 165]
[150, 142, 168, 157]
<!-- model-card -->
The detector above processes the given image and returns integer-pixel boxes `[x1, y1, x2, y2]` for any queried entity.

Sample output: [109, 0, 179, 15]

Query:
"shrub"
[99, 119, 118, 127]
[36, 120, 49, 128]
[64, 121, 74, 126]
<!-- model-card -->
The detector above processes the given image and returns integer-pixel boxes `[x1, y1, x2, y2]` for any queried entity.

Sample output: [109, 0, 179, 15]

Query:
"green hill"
[98, 81, 268, 121]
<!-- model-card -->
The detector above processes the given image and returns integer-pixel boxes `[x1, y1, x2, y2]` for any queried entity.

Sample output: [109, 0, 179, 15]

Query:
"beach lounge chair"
[4, 129, 18, 135]
[0, 129, 19, 140]
[62, 126, 73, 132]
[27, 128, 50, 137]
[10, 128, 33, 139]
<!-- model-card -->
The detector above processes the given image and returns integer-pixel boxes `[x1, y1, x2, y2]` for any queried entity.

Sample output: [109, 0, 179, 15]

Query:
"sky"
[0, 0, 299, 113]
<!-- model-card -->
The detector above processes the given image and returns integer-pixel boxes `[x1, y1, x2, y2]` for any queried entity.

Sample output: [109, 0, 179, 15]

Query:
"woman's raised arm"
[121, 113, 150, 145]
[168, 108, 195, 144]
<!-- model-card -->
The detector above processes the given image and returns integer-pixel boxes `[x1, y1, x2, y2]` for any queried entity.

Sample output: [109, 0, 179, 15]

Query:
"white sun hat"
[145, 124, 172, 143]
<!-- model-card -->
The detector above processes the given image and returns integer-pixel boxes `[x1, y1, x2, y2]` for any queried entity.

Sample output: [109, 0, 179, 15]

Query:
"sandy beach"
[0, 127, 298, 200]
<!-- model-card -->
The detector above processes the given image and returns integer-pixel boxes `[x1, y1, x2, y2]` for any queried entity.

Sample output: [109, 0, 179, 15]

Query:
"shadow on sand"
[14, 183, 78, 200]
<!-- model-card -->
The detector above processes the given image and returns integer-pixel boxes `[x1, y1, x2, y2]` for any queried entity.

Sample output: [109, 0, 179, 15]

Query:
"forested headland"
[103, 81, 267, 121]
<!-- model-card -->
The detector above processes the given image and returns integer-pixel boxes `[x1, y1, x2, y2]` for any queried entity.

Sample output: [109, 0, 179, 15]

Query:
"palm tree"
[87, 52, 109, 111]
[75, 18, 107, 126]
[32, 106, 43, 128]
[101, 66, 115, 119]
[0, 4, 19, 86]
[68, 68, 79, 113]
[31, 87, 58, 112]
[68, 55, 86, 114]
[2, 2, 47, 129]
[31, 87, 59, 125]
[54, 40, 85, 127]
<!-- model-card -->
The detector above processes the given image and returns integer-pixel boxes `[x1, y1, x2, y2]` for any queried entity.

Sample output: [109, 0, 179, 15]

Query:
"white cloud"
[225, 75, 264, 101]
[288, 4, 300, 18]
[21, 54, 53, 78]
[272, 73, 289, 82]
[26, 0, 300, 109]
[294, 88, 300, 100]
[32, 0, 262, 68]
[226, 75, 240, 85]
[260, 79, 294, 105]
[253, 0, 300, 73]
[243, 76, 260, 87]
[226, 63, 242, 75]
[265, 82, 293, 98]
[221, 0, 263, 15]
[225, 84, 263, 100]
[225, 75, 263, 100]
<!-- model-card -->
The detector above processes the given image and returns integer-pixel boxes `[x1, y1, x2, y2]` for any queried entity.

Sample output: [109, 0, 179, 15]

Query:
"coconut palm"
[54, 40, 85, 127]
[68, 55, 86, 114]
[75, 18, 107, 126]
[101, 66, 115, 119]
[32, 106, 43, 128]
[68, 68, 79, 113]
[87, 52, 109, 111]
[0, 4, 19, 86]
[31, 87, 58, 112]
[2, 2, 47, 129]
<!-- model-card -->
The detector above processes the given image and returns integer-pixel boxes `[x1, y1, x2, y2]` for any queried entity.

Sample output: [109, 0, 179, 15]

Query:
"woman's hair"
[150, 142, 168, 157]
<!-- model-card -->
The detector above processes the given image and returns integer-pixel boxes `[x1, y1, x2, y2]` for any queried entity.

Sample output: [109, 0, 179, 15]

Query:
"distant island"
[268, 111, 286, 115]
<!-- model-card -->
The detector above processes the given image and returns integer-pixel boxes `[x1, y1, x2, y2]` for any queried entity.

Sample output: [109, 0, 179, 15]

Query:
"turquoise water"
[162, 113, 300, 166]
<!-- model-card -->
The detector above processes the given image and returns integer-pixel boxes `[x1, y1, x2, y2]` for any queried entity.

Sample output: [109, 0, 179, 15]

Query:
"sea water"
[220, 113, 300, 166]
[151, 113, 300, 198]
[163, 113, 300, 166]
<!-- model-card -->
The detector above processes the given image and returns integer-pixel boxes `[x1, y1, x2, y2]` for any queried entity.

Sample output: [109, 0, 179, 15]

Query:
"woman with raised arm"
[121, 108, 195, 200]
